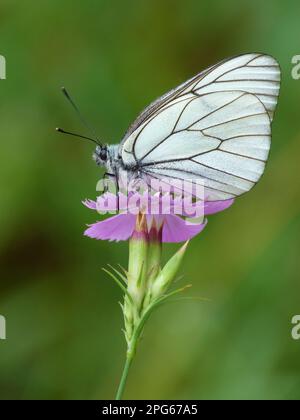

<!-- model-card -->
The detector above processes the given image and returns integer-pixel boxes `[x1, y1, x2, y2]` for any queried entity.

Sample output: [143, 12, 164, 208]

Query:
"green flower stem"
[115, 348, 134, 400]
[115, 215, 189, 400]
[115, 294, 160, 400]
[115, 307, 148, 400]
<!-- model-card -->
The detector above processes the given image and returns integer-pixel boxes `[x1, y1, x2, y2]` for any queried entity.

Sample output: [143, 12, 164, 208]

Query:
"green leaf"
[107, 264, 128, 284]
[118, 264, 129, 277]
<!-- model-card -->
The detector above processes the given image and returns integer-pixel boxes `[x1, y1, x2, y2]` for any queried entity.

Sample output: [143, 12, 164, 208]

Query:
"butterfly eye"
[100, 148, 107, 161]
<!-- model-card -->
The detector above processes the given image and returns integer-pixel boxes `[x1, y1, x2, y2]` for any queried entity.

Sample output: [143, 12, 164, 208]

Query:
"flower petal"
[96, 193, 124, 212]
[84, 214, 136, 241]
[82, 199, 97, 210]
[204, 199, 234, 215]
[162, 215, 207, 243]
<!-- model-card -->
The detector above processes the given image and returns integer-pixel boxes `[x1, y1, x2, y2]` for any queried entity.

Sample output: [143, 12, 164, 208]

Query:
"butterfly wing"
[121, 61, 221, 141]
[120, 53, 280, 201]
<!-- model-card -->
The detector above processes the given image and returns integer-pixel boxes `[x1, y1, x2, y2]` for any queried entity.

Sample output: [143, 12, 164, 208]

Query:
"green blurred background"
[0, 0, 299, 400]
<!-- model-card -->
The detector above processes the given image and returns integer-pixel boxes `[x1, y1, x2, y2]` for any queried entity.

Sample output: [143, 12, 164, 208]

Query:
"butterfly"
[58, 53, 280, 201]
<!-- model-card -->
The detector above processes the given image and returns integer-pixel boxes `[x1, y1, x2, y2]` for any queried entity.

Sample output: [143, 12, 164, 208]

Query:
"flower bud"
[150, 241, 189, 301]
[124, 214, 149, 340]
[142, 217, 163, 310]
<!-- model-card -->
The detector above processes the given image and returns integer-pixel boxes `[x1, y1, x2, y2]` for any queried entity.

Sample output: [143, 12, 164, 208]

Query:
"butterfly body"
[93, 53, 280, 200]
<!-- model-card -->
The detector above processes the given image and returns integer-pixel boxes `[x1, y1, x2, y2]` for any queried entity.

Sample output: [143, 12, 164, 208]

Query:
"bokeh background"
[0, 0, 299, 400]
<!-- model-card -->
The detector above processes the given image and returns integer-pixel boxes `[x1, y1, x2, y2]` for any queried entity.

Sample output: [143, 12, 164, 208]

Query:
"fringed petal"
[84, 214, 136, 241]
[204, 199, 234, 215]
[162, 215, 207, 243]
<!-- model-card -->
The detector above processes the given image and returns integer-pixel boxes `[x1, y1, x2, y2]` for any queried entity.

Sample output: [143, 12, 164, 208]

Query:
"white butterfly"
[93, 53, 280, 201]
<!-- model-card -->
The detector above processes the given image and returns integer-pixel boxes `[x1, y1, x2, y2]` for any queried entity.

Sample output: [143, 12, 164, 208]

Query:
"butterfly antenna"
[56, 127, 101, 146]
[60, 86, 102, 146]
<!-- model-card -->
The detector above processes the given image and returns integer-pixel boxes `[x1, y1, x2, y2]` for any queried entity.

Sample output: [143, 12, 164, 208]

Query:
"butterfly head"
[94, 145, 108, 166]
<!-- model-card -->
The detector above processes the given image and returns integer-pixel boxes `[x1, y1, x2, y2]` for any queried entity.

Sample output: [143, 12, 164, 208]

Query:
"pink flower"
[83, 192, 234, 243]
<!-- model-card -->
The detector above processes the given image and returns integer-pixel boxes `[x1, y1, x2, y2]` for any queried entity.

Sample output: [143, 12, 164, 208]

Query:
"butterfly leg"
[103, 172, 120, 212]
